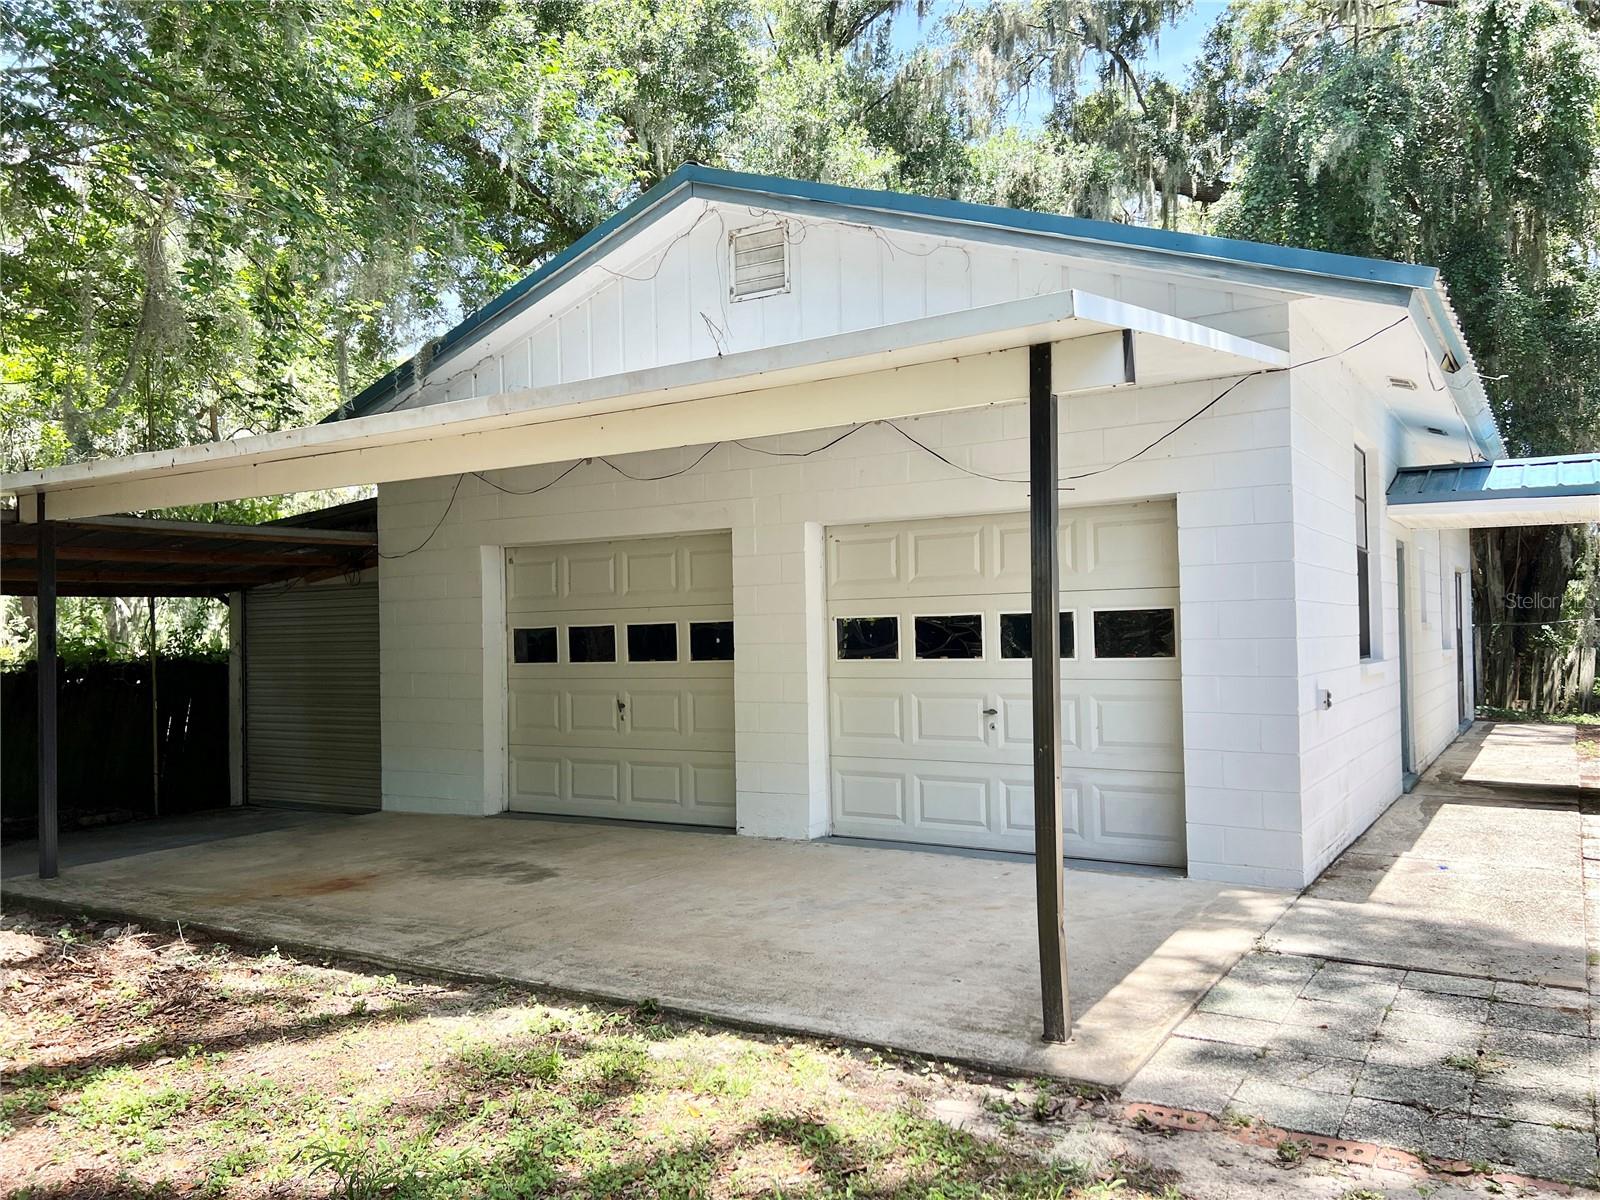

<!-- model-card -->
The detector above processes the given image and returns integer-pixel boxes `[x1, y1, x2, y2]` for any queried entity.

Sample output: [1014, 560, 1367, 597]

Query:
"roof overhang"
[2, 290, 1286, 523]
[333, 164, 1501, 462]
[1388, 456, 1600, 529]
[0, 504, 376, 597]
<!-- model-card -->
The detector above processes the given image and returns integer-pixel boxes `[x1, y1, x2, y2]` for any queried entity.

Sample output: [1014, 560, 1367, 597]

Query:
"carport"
[1, 504, 377, 877]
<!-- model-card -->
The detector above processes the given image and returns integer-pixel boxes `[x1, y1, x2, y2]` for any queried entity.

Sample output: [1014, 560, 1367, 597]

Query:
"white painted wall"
[388, 200, 1290, 414]
[1287, 307, 1475, 882]
[379, 319, 1320, 885]
[374, 215, 1483, 891]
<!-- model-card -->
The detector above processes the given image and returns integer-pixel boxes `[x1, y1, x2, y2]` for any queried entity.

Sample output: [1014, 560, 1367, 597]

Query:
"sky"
[892, 1, 1224, 125]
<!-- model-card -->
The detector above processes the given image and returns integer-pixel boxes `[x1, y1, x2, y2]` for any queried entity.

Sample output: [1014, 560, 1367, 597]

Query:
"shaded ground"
[1127, 727, 1600, 1188]
[0, 911, 1547, 1199]
[2, 808, 1288, 1088]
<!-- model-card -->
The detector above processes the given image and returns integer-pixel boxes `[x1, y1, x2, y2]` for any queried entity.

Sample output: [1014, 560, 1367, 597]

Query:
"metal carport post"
[1030, 341, 1071, 1042]
[36, 502, 58, 880]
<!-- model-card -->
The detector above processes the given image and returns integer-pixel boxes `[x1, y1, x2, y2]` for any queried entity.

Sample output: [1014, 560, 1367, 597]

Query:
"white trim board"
[5, 291, 1286, 521]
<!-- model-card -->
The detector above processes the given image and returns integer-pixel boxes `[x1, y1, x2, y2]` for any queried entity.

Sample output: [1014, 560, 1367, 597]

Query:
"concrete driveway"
[1127, 723, 1600, 1186]
[1, 808, 1285, 1089]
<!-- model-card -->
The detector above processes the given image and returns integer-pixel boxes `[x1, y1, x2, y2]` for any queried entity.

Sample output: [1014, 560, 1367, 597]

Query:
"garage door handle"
[982, 707, 998, 717]
[617, 698, 627, 718]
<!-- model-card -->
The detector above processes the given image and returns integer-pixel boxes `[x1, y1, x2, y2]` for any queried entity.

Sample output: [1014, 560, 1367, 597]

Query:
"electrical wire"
[378, 472, 464, 560]
[599, 443, 722, 481]
[378, 313, 1430, 557]
[472, 459, 589, 495]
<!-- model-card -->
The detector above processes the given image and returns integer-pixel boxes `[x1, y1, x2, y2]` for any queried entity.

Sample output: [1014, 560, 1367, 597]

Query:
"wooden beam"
[4, 582, 233, 598]
[36, 515, 58, 879]
[0, 540, 363, 569]
[55, 517, 375, 546]
[1030, 341, 1070, 1043]
[2, 566, 271, 587]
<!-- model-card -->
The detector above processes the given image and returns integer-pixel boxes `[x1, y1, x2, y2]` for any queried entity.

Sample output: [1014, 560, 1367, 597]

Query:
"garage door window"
[689, 620, 735, 661]
[998, 612, 1075, 659]
[836, 616, 898, 660]
[513, 627, 558, 664]
[914, 614, 982, 659]
[627, 622, 679, 662]
[568, 625, 617, 663]
[1093, 609, 1175, 658]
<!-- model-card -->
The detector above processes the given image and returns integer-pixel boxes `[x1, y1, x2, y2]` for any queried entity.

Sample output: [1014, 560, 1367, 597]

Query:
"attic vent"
[730, 223, 788, 301]
[1388, 376, 1418, 391]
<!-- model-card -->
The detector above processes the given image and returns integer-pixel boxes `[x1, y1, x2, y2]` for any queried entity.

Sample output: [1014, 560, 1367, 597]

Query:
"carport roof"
[1387, 454, 1600, 529]
[0, 498, 376, 597]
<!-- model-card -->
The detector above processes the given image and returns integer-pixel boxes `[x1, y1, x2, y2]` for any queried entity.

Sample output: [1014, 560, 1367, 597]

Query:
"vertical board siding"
[392, 201, 1287, 414]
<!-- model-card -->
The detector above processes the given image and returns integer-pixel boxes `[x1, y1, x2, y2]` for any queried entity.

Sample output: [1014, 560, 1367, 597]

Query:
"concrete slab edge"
[1, 888, 1121, 1095]
[1123, 1102, 1593, 1195]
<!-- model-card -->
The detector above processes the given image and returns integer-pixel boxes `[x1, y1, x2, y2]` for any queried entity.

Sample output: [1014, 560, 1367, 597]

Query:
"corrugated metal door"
[245, 581, 380, 811]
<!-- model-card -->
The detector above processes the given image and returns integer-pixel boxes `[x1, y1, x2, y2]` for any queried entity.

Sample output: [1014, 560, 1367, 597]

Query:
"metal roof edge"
[330, 164, 1472, 424]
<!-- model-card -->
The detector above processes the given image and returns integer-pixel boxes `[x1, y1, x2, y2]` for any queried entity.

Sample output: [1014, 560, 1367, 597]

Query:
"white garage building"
[11, 167, 1597, 900]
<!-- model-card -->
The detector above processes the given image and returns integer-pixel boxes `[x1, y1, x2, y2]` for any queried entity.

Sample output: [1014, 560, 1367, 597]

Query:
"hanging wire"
[379, 312, 1433, 555]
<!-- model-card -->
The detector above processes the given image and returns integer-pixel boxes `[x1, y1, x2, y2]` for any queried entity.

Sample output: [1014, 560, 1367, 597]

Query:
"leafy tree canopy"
[3, 0, 1597, 470]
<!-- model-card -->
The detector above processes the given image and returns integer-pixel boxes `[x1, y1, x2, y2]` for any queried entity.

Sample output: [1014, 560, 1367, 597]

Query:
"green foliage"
[1211, 0, 1600, 458]
[1, 0, 648, 468]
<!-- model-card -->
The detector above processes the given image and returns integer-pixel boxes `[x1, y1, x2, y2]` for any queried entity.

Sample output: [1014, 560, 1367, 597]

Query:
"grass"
[2, 911, 1183, 1199]
[1476, 705, 1600, 728]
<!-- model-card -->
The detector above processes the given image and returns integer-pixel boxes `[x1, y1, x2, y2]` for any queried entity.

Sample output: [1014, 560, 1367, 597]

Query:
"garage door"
[827, 503, 1185, 866]
[506, 532, 735, 826]
[245, 580, 380, 811]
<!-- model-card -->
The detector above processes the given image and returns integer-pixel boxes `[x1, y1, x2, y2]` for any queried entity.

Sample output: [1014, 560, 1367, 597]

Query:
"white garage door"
[506, 532, 735, 827]
[827, 503, 1185, 866]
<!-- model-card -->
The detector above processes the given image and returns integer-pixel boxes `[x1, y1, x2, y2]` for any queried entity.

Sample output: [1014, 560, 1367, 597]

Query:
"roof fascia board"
[1388, 494, 1600, 528]
[1402, 292, 1504, 461]
[1388, 484, 1598, 504]
[4, 289, 1285, 515]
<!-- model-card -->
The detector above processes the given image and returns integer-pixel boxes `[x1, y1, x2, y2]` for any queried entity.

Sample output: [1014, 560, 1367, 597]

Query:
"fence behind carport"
[1, 659, 228, 837]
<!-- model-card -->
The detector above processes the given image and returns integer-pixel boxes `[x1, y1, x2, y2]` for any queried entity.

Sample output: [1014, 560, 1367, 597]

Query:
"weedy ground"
[0, 910, 1172, 1199]
[1, 911, 1556, 1199]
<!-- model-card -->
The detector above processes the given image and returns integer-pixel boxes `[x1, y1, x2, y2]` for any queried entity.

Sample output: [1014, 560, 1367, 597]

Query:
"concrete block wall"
[1287, 307, 1476, 883]
[379, 315, 1317, 884]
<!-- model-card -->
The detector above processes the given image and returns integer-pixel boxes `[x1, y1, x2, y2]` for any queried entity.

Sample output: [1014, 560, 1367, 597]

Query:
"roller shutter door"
[506, 532, 735, 827]
[244, 581, 380, 811]
[827, 503, 1185, 866]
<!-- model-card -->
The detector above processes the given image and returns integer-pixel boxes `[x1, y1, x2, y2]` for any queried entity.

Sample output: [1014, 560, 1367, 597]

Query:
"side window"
[512, 627, 557, 664]
[627, 622, 678, 663]
[913, 614, 982, 659]
[998, 612, 1075, 659]
[1093, 609, 1176, 658]
[1356, 446, 1373, 659]
[568, 625, 617, 663]
[689, 620, 735, 661]
[836, 616, 898, 660]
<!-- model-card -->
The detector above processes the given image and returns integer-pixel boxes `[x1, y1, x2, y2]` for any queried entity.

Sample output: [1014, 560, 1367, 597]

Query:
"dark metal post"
[36, 510, 59, 879]
[1029, 342, 1070, 1042]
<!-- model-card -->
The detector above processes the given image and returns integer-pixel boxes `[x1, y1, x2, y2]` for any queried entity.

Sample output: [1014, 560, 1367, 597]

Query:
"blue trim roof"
[1388, 455, 1600, 504]
[331, 163, 1454, 421]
